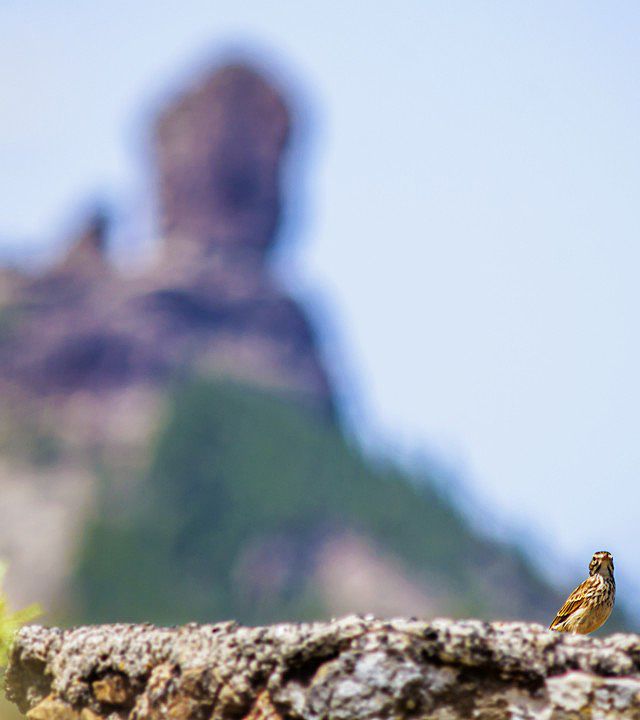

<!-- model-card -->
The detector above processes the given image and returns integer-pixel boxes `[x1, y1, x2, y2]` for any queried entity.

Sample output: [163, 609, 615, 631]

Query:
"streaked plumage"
[549, 551, 615, 634]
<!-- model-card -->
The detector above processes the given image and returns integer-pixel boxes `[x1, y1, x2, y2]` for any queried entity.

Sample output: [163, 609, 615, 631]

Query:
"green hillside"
[74, 379, 562, 626]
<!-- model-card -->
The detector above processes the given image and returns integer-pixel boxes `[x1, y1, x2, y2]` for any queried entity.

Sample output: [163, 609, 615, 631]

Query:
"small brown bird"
[549, 551, 615, 634]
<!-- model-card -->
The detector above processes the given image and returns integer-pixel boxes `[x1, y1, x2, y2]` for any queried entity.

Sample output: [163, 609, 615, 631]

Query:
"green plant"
[0, 563, 41, 669]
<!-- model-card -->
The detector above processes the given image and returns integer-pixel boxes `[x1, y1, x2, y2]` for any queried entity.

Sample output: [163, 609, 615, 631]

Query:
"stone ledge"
[5, 616, 640, 719]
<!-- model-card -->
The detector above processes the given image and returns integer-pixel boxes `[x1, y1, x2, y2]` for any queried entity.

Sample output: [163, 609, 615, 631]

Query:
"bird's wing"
[549, 578, 591, 629]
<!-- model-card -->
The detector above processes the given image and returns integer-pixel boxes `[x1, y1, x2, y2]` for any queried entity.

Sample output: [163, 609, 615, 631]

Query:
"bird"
[549, 551, 615, 634]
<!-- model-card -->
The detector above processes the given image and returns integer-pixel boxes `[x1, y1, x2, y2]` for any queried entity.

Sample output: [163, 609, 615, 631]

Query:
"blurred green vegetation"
[0, 564, 40, 670]
[0, 563, 40, 719]
[73, 379, 558, 626]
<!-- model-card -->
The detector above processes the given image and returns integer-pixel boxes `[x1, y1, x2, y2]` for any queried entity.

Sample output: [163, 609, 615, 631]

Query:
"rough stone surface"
[7, 616, 640, 719]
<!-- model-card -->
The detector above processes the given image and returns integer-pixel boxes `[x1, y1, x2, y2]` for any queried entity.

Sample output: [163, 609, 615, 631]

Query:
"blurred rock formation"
[0, 64, 331, 419]
[0, 59, 570, 631]
[0, 62, 332, 609]
[157, 64, 288, 259]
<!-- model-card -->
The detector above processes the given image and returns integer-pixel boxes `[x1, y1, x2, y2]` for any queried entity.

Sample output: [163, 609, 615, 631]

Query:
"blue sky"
[2, 1, 640, 603]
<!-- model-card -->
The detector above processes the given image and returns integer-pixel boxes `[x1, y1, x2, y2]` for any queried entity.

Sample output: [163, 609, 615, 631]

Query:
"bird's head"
[589, 551, 614, 578]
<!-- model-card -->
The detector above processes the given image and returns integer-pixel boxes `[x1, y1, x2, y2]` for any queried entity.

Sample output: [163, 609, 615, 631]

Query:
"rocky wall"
[6, 615, 640, 719]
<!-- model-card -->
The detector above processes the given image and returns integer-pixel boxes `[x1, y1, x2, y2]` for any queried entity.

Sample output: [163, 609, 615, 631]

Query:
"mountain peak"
[155, 63, 290, 259]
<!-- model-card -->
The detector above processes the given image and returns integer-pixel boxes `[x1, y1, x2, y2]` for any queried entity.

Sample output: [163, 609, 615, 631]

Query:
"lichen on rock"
[6, 615, 640, 719]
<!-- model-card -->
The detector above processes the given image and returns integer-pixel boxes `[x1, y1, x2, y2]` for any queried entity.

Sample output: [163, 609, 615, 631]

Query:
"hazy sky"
[2, 2, 640, 602]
